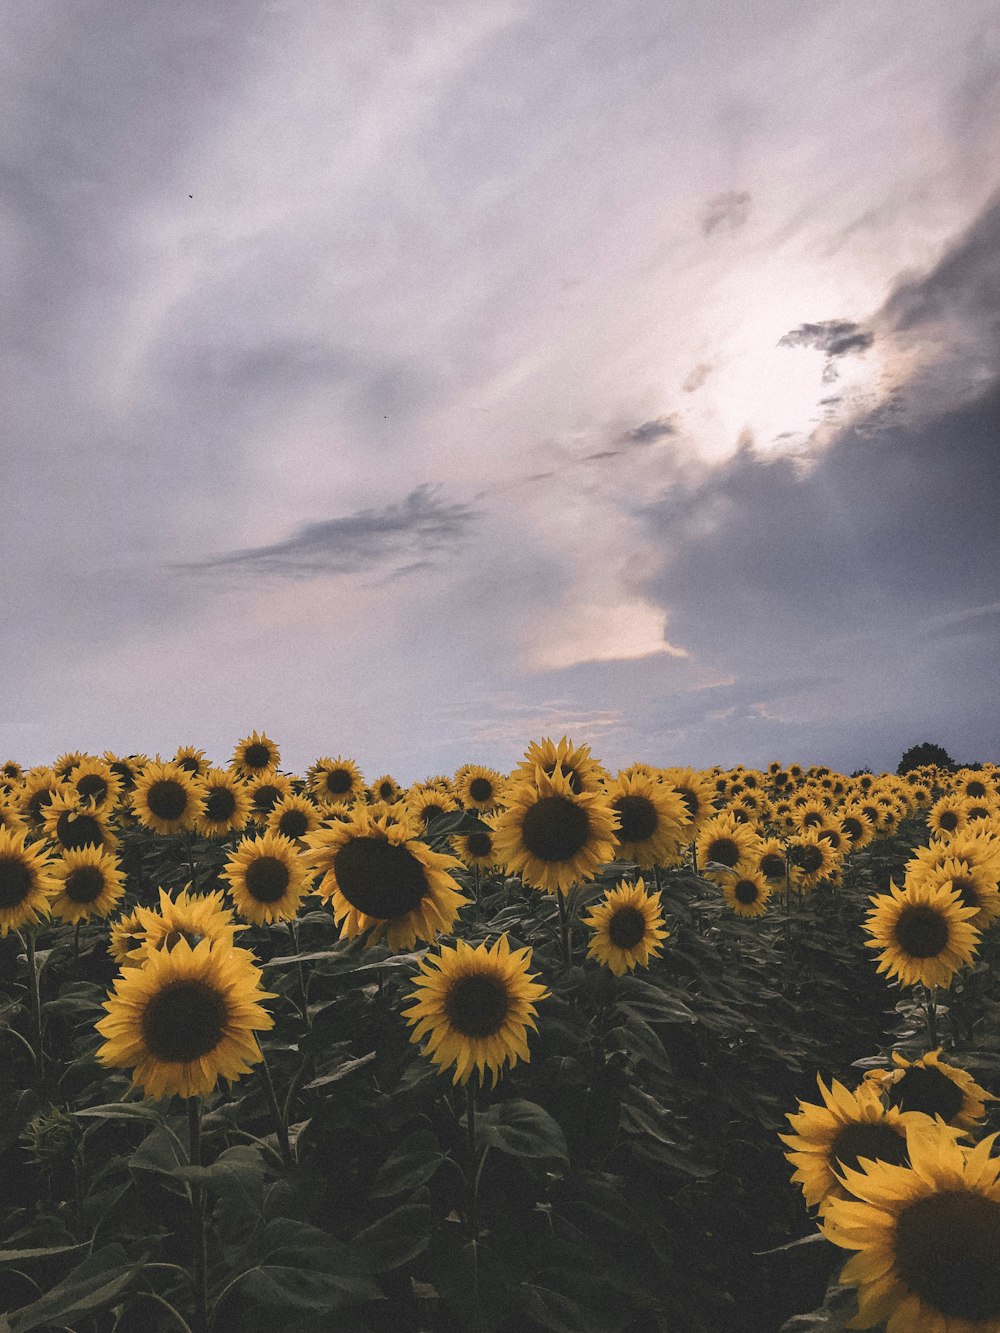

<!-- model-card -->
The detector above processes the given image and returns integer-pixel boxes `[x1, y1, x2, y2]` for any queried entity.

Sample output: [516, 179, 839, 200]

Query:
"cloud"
[620, 416, 677, 445]
[682, 362, 713, 393]
[182, 484, 479, 578]
[701, 190, 752, 237]
[777, 320, 875, 358]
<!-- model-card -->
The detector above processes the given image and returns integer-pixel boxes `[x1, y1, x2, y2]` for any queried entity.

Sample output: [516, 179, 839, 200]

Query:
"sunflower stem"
[72, 920, 81, 966]
[187, 1098, 209, 1333]
[924, 986, 939, 1050]
[186, 831, 200, 895]
[258, 1049, 292, 1167]
[285, 920, 310, 1023]
[464, 1080, 480, 1239]
[473, 865, 481, 904]
[22, 931, 45, 1088]
[556, 890, 573, 966]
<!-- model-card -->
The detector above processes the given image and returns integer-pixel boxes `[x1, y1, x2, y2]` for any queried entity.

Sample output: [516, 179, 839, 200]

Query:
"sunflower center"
[803, 811, 823, 827]
[521, 796, 591, 862]
[706, 837, 740, 868]
[818, 829, 841, 849]
[887, 1065, 966, 1122]
[333, 837, 428, 919]
[110, 763, 136, 789]
[243, 744, 272, 771]
[733, 879, 760, 904]
[966, 780, 987, 799]
[469, 777, 493, 804]
[56, 810, 103, 850]
[938, 810, 960, 831]
[177, 756, 202, 774]
[791, 844, 824, 874]
[278, 809, 309, 838]
[325, 769, 353, 795]
[421, 804, 445, 824]
[205, 787, 237, 822]
[444, 972, 510, 1038]
[760, 853, 786, 882]
[146, 780, 189, 822]
[245, 856, 292, 904]
[161, 929, 206, 951]
[608, 906, 647, 949]
[677, 788, 699, 818]
[894, 904, 950, 958]
[842, 817, 863, 842]
[949, 876, 979, 910]
[76, 774, 108, 804]
[252, 785, 281, 814]
[141, 979, 228, 1063]
[894, 1190, 1000, 1321]
[378, 782, 396, 800]
[614, 795, 659, 842]
[465, 832, 493, 859]
[64, 865, 106, 903]
[27, 790, 55, 822]
[829, 1121, 909, 1174]
[0, 856, 32, 908]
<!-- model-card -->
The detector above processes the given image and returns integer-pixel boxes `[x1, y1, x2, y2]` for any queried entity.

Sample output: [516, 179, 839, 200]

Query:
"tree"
[897, 742, 955, 775]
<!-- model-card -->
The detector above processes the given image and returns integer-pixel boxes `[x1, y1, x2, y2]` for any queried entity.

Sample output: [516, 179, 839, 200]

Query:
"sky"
[3, 0, 1000, 782]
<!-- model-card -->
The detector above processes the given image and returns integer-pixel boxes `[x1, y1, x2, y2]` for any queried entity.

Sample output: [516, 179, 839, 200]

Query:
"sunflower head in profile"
[511, 736, 609, 797]
[231, 731, 280, 779]
[42, 793, 119, 855]
[659, 767, 718, 839]
[456, 765, 506, 812]
[128, 888, 246, 965]
[196, 768, 251, 838]
[779, 1074, 915, 1213]
[583, 877, 669, 975]
[131, 762, 207, 836]
[604, 771, 691, 871]
[223, 831, 310, 925]
[108, 909, 147, 967]
[722, 872, 772, 919]
[0, 828, 57, 936]
[266, 793, 322, 844]
[304, 807, 467, 950]
[18, 770, 64, 831]
[95, 937, 275, 1099]
[695, 813, 763, 887]
[2, 760, 24, 788]
[50, 846, 126, 924]
[308, 756, 365, 809]
[822, 1121, 1000, 1331]
[65, 758, 122, 814]
[865, 1049, 995, 1132]
[246, 771, 292, 822]
[864, 878, 981, 989]
[402, 936, 549, 1086]
[491, 765, 618, 896]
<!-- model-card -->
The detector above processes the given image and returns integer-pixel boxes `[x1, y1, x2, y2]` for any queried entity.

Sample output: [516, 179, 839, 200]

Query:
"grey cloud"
[682, 362, 713, 393]
[621, 416, 677, 445]
[777, 320, 874, 357]
[701, 190, 751, 237]
[182, 484, 480, 578]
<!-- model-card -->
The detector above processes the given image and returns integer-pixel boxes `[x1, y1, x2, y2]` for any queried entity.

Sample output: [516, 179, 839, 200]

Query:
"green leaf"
[228, 1218, 382, 1313]
[474, 1099, 569, 1164]
[304, 1052, 376, 1090]
[370, 1130, 445, 1197]
[352, 1202, 432, 1272]
[0, 1243, 89, 1265]
[7, 1245, 141, 1333]
[174, 1144, 265, 1214]
[129, 1122, 188, 1182]
[73, 1102, 163, 1122]
[518, 1285, 596, 1333]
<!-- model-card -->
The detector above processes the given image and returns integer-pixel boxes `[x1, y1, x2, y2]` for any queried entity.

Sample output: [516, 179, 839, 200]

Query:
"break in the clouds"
[3, 1, 1000, 778]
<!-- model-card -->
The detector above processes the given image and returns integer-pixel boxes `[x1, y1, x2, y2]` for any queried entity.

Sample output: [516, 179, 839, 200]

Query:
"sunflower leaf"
[351, 1202, 432, 1271]
[5, 1244, 142, 1333]
[474, 1100, 569, 1164]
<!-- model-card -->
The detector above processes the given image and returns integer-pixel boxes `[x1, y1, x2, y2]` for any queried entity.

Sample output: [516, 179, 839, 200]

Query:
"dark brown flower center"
[333, 837, 429, 919]
[938, 810, 960, 831]
[140, 979, 228, 1063]
[465, 832, 493, 859]
[760, 853, 786, 882]
[56, 810, 104, 850]
[966, 780, 987, 799]
[177, 756, 202, 774]
[887, 1065, 966, 1122]
[894, 904, 950, 958]
[521, 796, 591, 862]
[677, 787, 699, 818]
[706, 837, 740, 868]
[205, 787, 237, 823]
[949, 876, 980, 910]
[278, 809, 309, 839]
[468, 777, 493, 804]
[64, 865, 106, 904]
[841, 817, 863, 842]
[146, 780, 189, 822]
[27, 789, 56, 823]
[0, 855, 33, 908]
[325, 768, 354, 795]
[245, 855, 291, 904]
[378, 781, 396, 800]
[75, 773, 108, 804]
[733, 878, 760, 904]
[608, 905, 647, 949]
[614, 795, 659, 843]
[251, 784, 281, 814]
[830, 1120, 909, 1175]
[894, 1190, 1000, 1321]
[790, 843, 824, 874]
[243, 743, 272, 771]
[444, 972, 509, 1038]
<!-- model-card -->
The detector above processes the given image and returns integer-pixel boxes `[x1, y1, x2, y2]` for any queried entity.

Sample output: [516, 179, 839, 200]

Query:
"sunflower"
[796, 798, 831, 832]
[246, 771, 293, 821]
[787, 830, 841, 891]
[309, 756, 365, 808]
[839, 806, 876, 851]
[49, 846, 126, 924]
[18, 769, 64, 831]
[65, 758, 121, 813]
[53, 751, 90, 780]
[955, 770, 992, 803]
[104, 753, 143, 792]
[402, 936, 548, 1086]
[864, 879, 981, 989]
[95, 937, 275, 1100]
[604, 771, 691, 870]
[865, 1049, 994, 1132]
[754, 837, 789, 888]
[108, 909, 148, 967]
[722, 872, 772, 918]
[231, 731, 280, 778]
[304, 807, 467, 950]
[128, 888, 245, 964]
[0, 828, 58, 936]
[906, 830, 1000, 890]
[223, 831, 310, 925]
[583, 877, 669, 975]
[451, 828, 499, 871]
[907, 857, 1000, 931]
[266, 793, 323, 843]
[131, 762, 207, 836]
[660, 766, 718, 839]
[196, 768, 251, 838]
[407, 785, 459, 833]
[42, 794, 118, 854]
[927, 793, 970, 838]
[491, 765, 618, 896]
[779, 1074, 914, 1213]
[695, 813, 762, 886]
[0, 793, 26, 836]
[822, 1121, 1000, 1332]
[511, 737, 608, 796]
[369, 774, 403, 804]
[456, 765, 506, 812]
[1, 759, 24, 788]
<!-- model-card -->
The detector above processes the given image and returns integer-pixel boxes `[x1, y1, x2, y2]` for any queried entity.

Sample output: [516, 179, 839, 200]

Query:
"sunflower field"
[2, 739, 1000, 1333]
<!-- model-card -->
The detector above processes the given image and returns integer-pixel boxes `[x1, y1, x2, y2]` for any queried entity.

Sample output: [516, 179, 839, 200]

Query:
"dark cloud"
[183, 484, 480, 578]
[777, 320, 874, 358]
[701, 191, 751, 237]
[620, 416, 677, 445]
[682, 362, 713, 393]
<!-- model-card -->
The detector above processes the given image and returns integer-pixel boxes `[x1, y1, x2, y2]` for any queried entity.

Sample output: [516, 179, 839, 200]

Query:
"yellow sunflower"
[222, 831, 310, 925]
[451, 828, 499, 871]
[722, 872, 772, 918]
[822, 1121, 1000, 1332]
[407, 785, 459, 832]
[863, 879, 981, 989]
[1, 759, 24, 788]
[865, 1049, 994, 1132]
[0, 828, 58, 936]
[955, 770, 992, 803]
[309, 756, 365, 808]
[906, 830, 1000, 891]
[583, 877, 669, 975]
[511, 736, 609, 796]
[65, 758, 121, 813]
[304, 807, 466, 950]
[695, 813, 763, 886]
[402, 936, 548, 1086]
[266, 793, 323, 843]
[128, 888, 245, 964]
[95, 937, 275, 1099]
[173, 745, 210, 777]
[53, 751, 90, 780]
[927, 793, 970, 839]
[754, 838, 789, 888]
[108, 909, 147, 967]
[660, 766, 718, 838]
[42, 794, 118, 854]
[49, 846, 126, 924]
[245, 771, 293, 821]
[491, 765, 618, 896]
[907, 857, 1000, 931]
[604, 771, 691, 870]
[18, 769, 64, 831]
[455, 765, 506, 812]
[779, 1074, 914, 1213]
[839, 806, 877, 851]
[131, 762, 207, 836]
[230, 731, 281, 778]
[104, 753, 143, 793]
[196, 768, 252, 838]
[369, 774, 403, 804]
[0, 792, 26, 836]
[786, 830, 841, 891]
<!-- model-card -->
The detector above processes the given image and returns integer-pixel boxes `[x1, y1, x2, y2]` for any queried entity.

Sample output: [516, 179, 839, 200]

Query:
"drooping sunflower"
[309, 756, 365, 808]
[132, 762, 207, 836]
[49, 846, 126, 924]
[511, 736, 609, 796]
[128, 888, 246, 964]
[196, 768, 251, 838]
[695, 813, 763, 886]
[402, 936, 548, 1086]
[863, 879, 981, 989]
[42, 794, 119, 854]
[455, 765, 506, 812]
[491, 765, 618, 896]
[266, 793, 323, 844]
[722, 872, 772, 919]
[304, 807, 467, 950]
[660, 766, 718, 839]
[65, 758, 121, 814]
[779, 1074, 914, 1213]
[95, 937, 275, 1099]
[865, 1049, 994, 1132]
[604, 771, 691, 870]
[246, 771, 293, 821]
[822, 1121, 1000, 1332]
[0, 828, 58, 936]
[583, 877, 669, 975]
[231, 731, 280, 778]
[222, 831, 311, 925]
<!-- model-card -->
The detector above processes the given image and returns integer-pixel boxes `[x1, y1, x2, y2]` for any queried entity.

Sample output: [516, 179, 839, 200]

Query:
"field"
[1, 739, 999, 1333]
